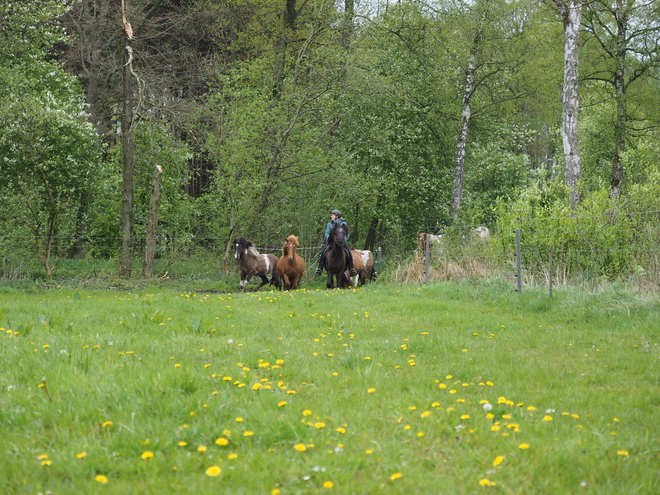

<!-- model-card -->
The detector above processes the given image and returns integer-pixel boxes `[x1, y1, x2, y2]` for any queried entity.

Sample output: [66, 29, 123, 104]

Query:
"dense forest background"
[1, 0, 659, 283]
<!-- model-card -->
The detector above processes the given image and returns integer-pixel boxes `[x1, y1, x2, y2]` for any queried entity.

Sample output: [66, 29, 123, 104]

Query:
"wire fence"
[2, 211, 660, 293]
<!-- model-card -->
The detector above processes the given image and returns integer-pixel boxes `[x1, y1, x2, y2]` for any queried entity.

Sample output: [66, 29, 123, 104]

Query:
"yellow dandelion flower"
[519, 443, 530, 450]
[95, 474, 108, 484]
[323, 481, 334, 488]
[205, 465, 222, 477]
[243, 431, 254, 437]
[101, 421, 113, 428]
[278, 401, 287, 407]
[235, 417, 244, 422]
[227, 453, 238, 460]
[315, 422, 326, 429]
[421, 411, 431, 418]
[272, 490, 281, 495]
[336, 427, 346, 434]
[303, 409, 312, 416]
[141, 451, 154, 460]
[76, 452, 87, 459]
[294, 444, 307, 452]
[617, 450, 629, 456]
[542, 415, 553, 421]
[365, 449, 374, 454]
[527, 406, 536, 411]
[367, 388, 376, 393]
[493, 455, 504, 467]
[197, 446, 207, 452]
[178, 441, 187, 446]
[390, 473, 403, 481]
[461, 414, 470, 420]
[439, 383, 447, 389]
[215, 437, 229, 446]
[490, 425, 500, 431]
[41, 460, 52, 466]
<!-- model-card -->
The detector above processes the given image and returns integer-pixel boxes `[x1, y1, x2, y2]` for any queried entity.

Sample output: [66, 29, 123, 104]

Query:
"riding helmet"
[331, 209, 342, 217]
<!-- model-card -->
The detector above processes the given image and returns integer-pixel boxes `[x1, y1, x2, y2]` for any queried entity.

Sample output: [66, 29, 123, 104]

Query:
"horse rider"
[315, 209, 358, 277]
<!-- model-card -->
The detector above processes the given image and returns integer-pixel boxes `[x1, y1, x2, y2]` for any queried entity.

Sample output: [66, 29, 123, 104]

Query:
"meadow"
[0, 280, 658, 494]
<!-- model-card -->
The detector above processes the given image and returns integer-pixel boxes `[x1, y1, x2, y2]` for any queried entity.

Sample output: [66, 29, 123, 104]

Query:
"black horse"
[324, 222, 351, 289]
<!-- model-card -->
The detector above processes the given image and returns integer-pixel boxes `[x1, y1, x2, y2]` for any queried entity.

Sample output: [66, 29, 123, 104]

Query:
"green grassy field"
[0, 280, 658, 494]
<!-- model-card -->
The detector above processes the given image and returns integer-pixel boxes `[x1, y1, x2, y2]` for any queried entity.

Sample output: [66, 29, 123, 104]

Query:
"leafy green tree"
[0, 1, 100, 278]
[582, 0, 660, 198]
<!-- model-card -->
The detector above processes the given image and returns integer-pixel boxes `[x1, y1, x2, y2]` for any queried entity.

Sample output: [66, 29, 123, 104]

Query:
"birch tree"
[551, 0, 583, 208]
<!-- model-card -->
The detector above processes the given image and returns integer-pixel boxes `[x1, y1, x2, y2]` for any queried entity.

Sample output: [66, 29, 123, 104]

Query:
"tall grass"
[0, 281, 658, 494]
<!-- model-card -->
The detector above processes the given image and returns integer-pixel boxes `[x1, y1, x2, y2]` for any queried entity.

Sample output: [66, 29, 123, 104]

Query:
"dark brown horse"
[233, 237, 279, 292]
[325, 223, 351, 289]
[276, 235, 306, 290]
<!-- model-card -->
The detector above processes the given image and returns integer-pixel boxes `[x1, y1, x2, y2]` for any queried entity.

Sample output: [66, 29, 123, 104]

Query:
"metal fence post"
[515, 229, 522, 292]
[549, 245, 553, 298]
[376, 243, 382, 279]
[425, 233, 430, 285]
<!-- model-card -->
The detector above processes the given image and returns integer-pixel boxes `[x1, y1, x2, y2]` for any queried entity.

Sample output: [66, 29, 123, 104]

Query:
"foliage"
[2, 0, 660, 282]
[0, 58, 100, 278]
[494, 176, 660, 283]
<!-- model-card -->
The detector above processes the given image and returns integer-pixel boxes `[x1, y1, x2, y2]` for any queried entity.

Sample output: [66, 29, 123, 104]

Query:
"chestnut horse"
[277, 235, 306, 290]
[325, 223, 351, 289]
[233, 236, 279, 292]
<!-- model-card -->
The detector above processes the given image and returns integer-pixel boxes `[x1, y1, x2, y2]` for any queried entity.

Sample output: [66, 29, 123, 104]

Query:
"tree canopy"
[2, 0, 660, 279]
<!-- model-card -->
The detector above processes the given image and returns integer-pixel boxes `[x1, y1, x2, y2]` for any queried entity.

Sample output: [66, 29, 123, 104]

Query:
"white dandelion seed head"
[483, 403, 493, 411]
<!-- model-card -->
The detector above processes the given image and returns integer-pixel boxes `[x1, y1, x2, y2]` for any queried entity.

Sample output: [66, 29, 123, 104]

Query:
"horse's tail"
[270, 266, 282, 290]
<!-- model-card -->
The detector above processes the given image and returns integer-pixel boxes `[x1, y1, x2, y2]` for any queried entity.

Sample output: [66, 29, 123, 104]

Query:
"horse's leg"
[240, 272, 251, 292]
[282, 273, 291, 291]
[254, 275, 269, 291]
[326, 271, 334, 289]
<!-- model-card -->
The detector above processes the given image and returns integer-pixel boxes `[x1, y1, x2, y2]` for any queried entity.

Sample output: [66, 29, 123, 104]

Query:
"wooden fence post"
[143, 165, 163, 278]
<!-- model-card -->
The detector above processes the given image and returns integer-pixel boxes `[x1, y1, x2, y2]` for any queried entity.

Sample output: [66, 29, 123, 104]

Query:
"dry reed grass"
[396, 252, 491, 284]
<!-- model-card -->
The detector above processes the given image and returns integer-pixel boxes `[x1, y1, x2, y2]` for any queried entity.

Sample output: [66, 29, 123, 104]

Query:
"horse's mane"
[235, 236, 261, 258]
[285, 235, 299, 246]
[328, 222, 348, 243]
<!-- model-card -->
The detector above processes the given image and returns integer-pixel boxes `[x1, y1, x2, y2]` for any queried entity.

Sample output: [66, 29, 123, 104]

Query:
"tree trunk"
[450, 57, 475, 221]
[119, 0, 135, 278]
[610, 1, 628, 199]
[143, 165, 163, 278]
[119, 44, 135, 278]
[554, 0, 583, 209]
